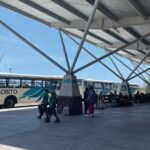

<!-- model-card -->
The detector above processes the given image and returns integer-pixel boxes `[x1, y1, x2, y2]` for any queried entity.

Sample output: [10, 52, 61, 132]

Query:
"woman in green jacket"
[45, 90, 60, 123]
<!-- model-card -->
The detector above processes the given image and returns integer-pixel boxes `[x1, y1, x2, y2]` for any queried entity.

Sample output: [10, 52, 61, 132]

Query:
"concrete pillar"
[117, 81, 131, 96]
[57, 74, 83, 115]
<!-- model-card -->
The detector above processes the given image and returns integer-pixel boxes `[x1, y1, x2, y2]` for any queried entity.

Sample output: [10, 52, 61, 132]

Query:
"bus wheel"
[4, 98, 15, 108]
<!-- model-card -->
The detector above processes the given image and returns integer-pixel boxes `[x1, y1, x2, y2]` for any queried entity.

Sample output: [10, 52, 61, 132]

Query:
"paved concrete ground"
[0, 104, 150, 150]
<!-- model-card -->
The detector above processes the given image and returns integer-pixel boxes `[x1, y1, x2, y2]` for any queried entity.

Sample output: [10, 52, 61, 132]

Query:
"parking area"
[0, 104, 150, 150]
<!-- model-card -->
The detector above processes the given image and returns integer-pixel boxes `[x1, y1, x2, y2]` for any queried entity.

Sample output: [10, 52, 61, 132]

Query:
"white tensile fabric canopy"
[1, 0, 150, 64]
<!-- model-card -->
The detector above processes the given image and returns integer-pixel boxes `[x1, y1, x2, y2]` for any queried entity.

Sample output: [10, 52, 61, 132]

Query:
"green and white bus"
[0, 73, 62, 108]
[0, 73, 139, 108]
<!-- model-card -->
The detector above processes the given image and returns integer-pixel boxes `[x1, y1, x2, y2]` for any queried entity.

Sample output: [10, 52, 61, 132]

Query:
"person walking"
[45, 90, 60, 123]
[86, 86, 96, 117]
[83, 87, 89, 114]
[37, 89, 49, 119]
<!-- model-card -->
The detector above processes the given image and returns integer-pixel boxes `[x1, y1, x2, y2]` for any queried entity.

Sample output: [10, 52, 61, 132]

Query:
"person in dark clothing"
[86, 86, 96, 117]
[134, 90, 140, 103]
[37, 89, 49, 119]
[83, 87, 89, 114]
[45, 90, 60, 123]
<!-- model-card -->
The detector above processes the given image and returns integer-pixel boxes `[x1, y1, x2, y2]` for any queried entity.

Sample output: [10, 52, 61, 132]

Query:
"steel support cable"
[130, 61, 150, 84]
[134, 62, 150, 76]
[143, 65, 150, 74]
[104, 49, 125, 81]
[128, 67, 150, 81]
[63, 31, 124, 80]
[0, 51, 5, 64]
[111, 54, 150, 85]
[73, 32, 150, 74]
[59, 29, 71, 72]
[130, 61, 147, 79]
[126, 51, 150, 81]
[0, 20, 68, 73]
[71, 0, 100, 71]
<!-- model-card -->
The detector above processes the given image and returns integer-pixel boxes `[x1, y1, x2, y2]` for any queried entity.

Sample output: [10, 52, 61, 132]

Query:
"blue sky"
[0, 7, 147, 87]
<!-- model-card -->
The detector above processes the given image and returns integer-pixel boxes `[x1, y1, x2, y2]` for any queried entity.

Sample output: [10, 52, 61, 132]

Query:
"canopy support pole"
[71, 0, 100, 71]
[59, 29, 71, 72]
[73, 32, 150, 74]
[126, 52, 150, 81]
[111, 54, 150, 85]
[0, 20, 68, 73]
[63, 32, 124, 80]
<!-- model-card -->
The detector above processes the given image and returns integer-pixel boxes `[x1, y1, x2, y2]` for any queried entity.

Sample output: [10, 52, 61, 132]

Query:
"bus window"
[45, 80, 50, 88]
[100, 83, 104, 89]
[87, 82, 94, 87]
[110, 83, 113, 90]
[105, 83, 111, 89]
[45, 80, 57, 89]
[104, 83, 108, 89]
[0, 79, 6, 87]
[94, 82, 99, 89]
[108, 83, 112, 89]
[34, 80, 43, 87]
[98, 82, 102, 89]
[21, 79, 31, 88]
[111, 83, 117, 90]
[31, 79, 35, 87]
[8, 79, 21, 88]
